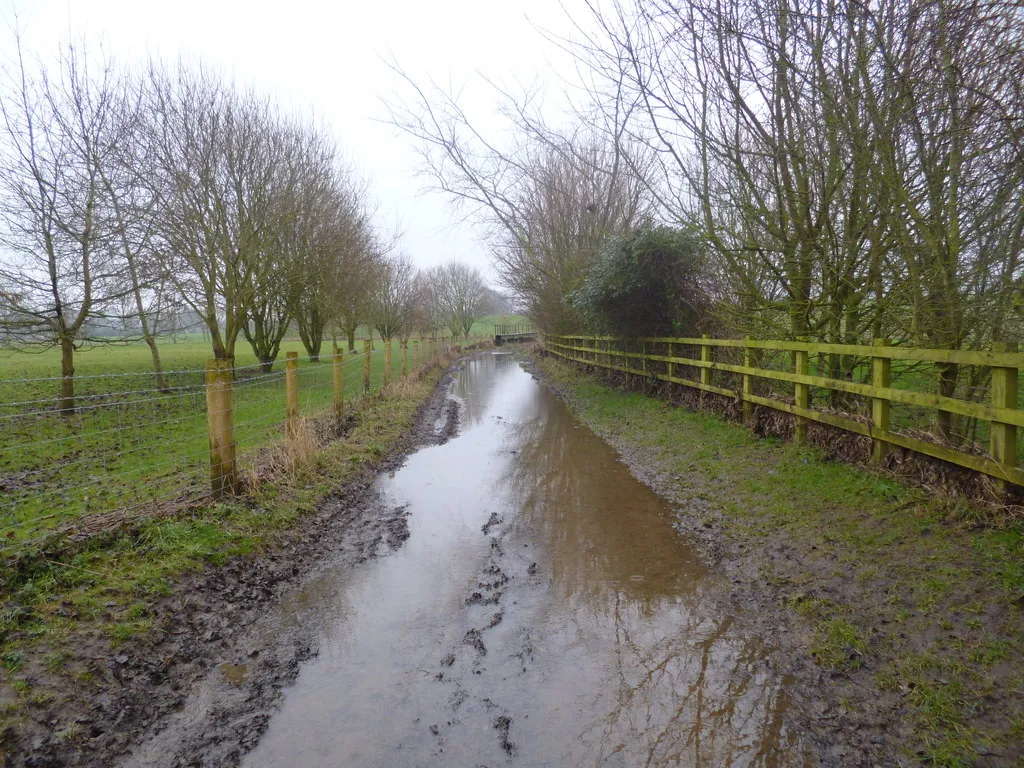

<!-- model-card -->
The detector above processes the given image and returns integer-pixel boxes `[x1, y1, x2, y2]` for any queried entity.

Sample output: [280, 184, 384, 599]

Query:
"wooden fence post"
[742, 336, 754, 422]
[414, 338, 420, 366]
[991, 341, 1018, 491]
[870, 339, 891, 463]
[285, 351, 299, 439]
[362, 339, 371, 394]
[402, 341, 408, 378]
[205, 358, 238, 497]
[332, 347, 344, 426]
[642, 341, 648, 376]
[384, 341, 392, 386]
[794, 344, 810, 445]
[700, 334, 712, 390]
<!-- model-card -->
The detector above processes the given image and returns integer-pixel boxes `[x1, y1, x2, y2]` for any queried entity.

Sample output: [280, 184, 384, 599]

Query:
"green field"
[0, 325, 500, 551]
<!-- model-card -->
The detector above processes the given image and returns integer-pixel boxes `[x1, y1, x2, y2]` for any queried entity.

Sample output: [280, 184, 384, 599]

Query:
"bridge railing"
[495, 323, 533, 337]
[543, 334, 1023, 488]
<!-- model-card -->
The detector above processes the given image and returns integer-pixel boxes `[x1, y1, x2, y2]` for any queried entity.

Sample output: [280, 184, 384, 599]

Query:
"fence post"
[332, 347, 344, 426]
[384, 340, 392, 386]
[642, 341, 648, 376]
[285, 351, 299, 439]
[871, 338, 891, 463]
[742, 336, 754, 422]
[700, 334, 712, 390]
[414, 338, 420, 366]
[205, 358, 238, 497]
[990, 341, 1018, 491]
[363, 339, 371, 394]
[402, 341, 408, 378]
[794, 344, 810, 445]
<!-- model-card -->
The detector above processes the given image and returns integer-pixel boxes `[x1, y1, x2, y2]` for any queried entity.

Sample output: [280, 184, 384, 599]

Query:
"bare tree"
[413, 266, 447, 340]
[288, 153, 371, 361]
[97, 71, 171, 389]
[433, 261, 490, 338]
[370, 252, 418, 341]
[0, 38, 124, 411]
[144, 64, 280, 361]
[384, 68, 653, 332]
[571, 0, 1023, 441]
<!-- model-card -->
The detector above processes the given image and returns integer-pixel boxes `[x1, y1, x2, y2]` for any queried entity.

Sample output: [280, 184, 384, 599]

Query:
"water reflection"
[492, 370, 808, 766]
[240, 353, 810, 767]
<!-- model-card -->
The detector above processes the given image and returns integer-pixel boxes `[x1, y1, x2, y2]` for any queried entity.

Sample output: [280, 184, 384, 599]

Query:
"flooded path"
[242, 353, 811, 766]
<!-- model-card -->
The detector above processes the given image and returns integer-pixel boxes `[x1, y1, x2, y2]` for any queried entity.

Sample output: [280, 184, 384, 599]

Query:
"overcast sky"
[3, 0, 587, 284]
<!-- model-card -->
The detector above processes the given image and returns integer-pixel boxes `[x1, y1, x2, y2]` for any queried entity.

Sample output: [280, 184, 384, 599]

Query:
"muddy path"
[49, 351, 895, 767]
[111, 350, 857, 768]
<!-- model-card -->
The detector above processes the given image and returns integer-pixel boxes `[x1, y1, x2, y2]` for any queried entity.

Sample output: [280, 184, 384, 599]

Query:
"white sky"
[2, 0, 587, 284]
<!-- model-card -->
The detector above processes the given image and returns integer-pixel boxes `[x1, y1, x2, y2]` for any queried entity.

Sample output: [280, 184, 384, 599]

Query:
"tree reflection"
[496, 377, 810, 766]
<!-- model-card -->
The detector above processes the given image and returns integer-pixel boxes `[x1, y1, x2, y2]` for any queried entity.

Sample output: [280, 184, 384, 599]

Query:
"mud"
[8, 369, 461, 768]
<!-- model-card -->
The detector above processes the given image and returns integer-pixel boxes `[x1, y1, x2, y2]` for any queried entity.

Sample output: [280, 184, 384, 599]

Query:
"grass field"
[0, 321, 508, 551]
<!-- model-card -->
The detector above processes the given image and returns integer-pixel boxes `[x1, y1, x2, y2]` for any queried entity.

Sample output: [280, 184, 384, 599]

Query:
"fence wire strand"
[0, 340, 472, 555]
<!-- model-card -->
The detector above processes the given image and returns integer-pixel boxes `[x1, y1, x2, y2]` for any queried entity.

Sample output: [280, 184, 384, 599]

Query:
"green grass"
[0, 332, 483, 549]
[535, 353, 1024, 766]
[0, 366, 447, 738]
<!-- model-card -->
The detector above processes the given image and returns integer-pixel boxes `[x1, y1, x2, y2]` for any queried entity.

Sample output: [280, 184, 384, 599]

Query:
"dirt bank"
[525, 351, 1023, 767]
[2, 364, 464, 768]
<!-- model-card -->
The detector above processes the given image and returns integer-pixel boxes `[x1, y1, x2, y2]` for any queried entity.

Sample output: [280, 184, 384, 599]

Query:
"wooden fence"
[543, 334, 1023, 488]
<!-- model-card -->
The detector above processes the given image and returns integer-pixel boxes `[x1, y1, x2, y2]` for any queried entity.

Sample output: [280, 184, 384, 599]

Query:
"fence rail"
[544, 334, 1023, 488]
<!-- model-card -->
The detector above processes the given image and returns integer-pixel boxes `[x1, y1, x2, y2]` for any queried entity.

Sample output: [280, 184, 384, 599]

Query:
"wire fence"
[0, 336, 475, 556]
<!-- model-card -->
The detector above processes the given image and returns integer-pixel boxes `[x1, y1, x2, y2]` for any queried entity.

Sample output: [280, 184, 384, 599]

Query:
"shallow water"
[242, 352, 810, 767]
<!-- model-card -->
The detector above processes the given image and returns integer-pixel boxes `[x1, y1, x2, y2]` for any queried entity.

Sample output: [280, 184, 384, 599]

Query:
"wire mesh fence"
[0, 336, 471, 556]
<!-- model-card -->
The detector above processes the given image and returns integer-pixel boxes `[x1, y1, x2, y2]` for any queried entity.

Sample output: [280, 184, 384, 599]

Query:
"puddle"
[242, 352, 812, 766]
[218, 663, 249, 686]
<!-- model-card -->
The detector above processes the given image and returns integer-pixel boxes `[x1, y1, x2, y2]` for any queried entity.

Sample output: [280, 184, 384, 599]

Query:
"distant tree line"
[0, 39, 496, 409]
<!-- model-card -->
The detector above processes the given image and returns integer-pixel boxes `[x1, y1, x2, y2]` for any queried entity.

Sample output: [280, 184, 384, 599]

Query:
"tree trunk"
[347, 328, 356, 353]
[145, 335, 168, 391]
[59, 335, 76, 415]
[936, 362, 958, 443]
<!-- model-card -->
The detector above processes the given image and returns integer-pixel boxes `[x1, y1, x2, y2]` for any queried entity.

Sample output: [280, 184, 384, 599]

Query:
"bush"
[571, 226, 708, 338]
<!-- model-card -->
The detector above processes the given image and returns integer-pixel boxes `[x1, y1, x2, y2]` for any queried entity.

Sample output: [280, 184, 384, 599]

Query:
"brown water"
[242, 352, 811, 767]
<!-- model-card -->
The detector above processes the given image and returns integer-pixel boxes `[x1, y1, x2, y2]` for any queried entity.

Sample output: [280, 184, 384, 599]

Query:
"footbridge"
[494, 323, 537, 345]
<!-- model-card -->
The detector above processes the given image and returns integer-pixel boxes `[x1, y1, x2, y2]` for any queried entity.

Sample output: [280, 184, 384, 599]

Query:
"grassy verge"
[0, 362, 448, 743]
[534, 353, 1023, 767]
